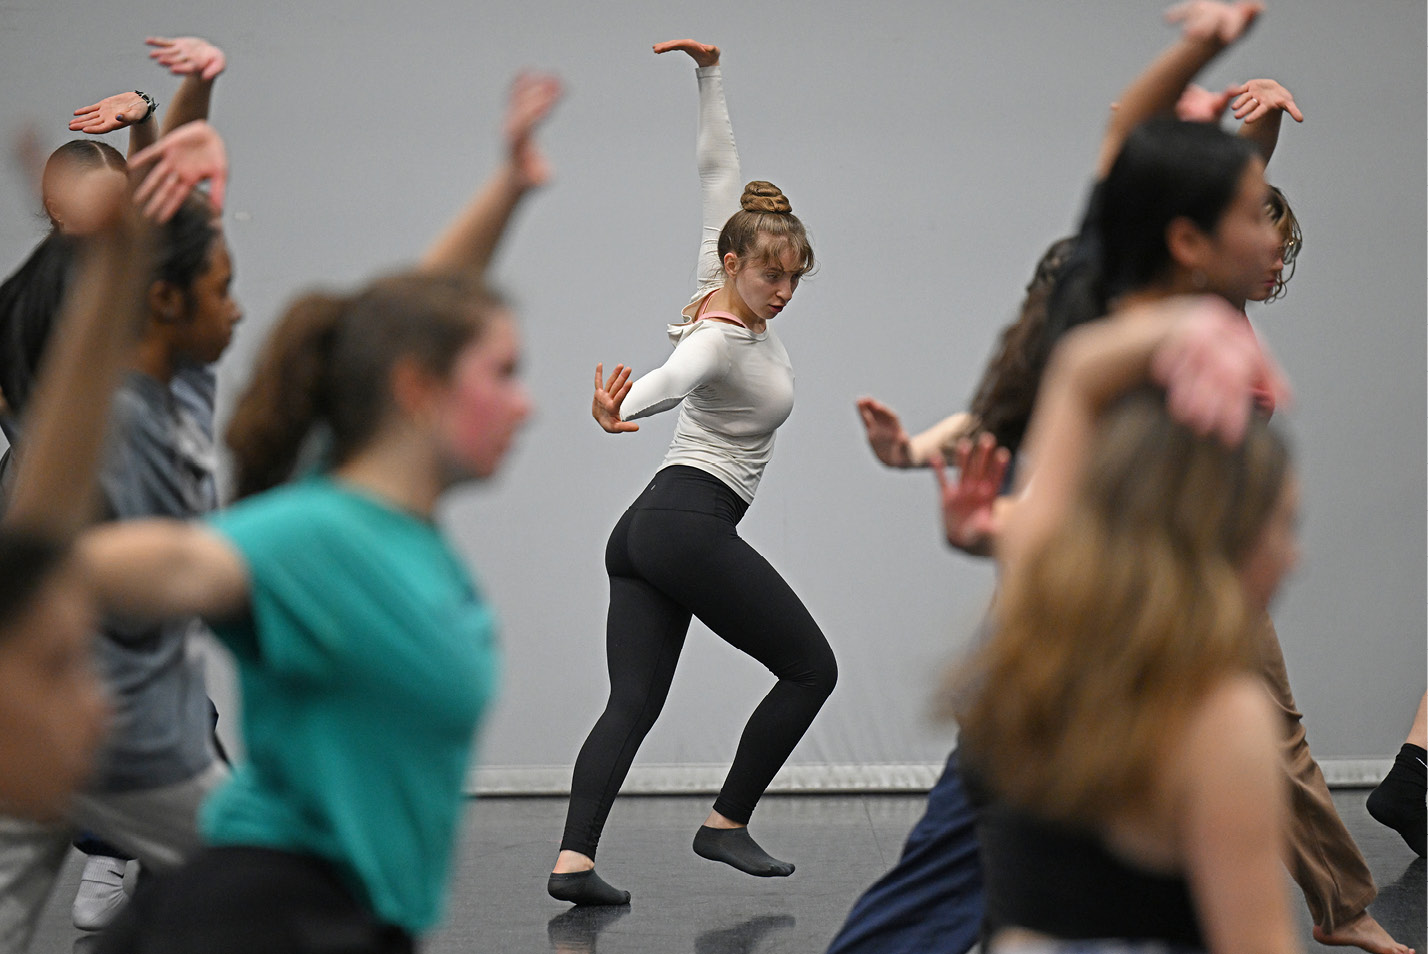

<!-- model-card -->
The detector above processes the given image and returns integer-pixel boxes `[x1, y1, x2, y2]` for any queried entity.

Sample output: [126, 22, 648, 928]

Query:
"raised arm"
[1095, 1, 1263, 178]
[1001, 298, 1288, 573]
[418, 72, 562, 275]
[148, 36, 227, 138]
[2, 203, 152, 538]
[1230, 78, 1303, 164]
[655, 40, 741, 299]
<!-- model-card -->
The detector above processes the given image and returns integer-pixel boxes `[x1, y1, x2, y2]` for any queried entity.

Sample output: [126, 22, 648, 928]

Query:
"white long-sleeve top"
[620, 64, 796, 504]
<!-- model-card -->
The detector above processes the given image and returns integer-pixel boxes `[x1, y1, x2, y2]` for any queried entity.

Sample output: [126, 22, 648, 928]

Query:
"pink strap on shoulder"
[685, 289, 747, 329]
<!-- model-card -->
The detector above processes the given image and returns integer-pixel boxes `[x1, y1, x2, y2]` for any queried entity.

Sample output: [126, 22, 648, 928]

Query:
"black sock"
[547, 869, 631, 906]
[692, 826, 794, 877]
[1366, 743, 1426, 858]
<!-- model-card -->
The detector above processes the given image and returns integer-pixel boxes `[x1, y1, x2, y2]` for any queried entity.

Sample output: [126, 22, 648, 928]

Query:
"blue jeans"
[825, 749, 983, 954]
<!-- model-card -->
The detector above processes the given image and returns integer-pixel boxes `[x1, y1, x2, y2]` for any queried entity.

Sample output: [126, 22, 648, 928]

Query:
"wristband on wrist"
[133, 90, 159, 124]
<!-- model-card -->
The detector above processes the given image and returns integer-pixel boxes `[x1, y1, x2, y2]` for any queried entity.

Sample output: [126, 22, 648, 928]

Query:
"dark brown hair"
[226, 271, 504, 499]
[967, 237, 1077, 455]
[1263, 185, 1301, 303]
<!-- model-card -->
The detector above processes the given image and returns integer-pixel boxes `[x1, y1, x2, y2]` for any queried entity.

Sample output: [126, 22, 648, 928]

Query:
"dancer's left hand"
[147, 36, 227, 81]
[505, 72, 562, 190]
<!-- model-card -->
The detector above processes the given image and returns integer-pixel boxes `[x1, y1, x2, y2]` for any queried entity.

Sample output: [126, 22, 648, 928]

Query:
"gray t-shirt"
[91, 370, 218, 791]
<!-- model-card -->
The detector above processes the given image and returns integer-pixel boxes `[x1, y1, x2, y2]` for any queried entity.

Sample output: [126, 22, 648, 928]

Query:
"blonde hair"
[951, 392, 1289, 828]
[718, 181, 815, 274]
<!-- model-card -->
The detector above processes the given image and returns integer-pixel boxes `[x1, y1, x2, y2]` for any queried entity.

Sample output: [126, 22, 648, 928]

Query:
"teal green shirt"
[202, 477, 499, 933]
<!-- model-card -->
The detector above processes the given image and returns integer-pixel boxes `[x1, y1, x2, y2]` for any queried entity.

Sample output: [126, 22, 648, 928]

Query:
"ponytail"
[227, 293, 348, 499]
[226, 271, 501, 499]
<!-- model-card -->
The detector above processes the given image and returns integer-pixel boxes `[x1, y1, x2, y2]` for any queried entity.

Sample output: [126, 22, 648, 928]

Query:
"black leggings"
[560, 466, 837, 858]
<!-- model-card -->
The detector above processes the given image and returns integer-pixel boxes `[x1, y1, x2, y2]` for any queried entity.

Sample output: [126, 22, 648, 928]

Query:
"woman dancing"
[73, 73, 559, 954]
[954, 303, 1299, 954]
[549, 39, 836, 907]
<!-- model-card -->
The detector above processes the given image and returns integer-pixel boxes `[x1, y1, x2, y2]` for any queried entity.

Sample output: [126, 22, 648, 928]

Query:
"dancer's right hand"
[652, 39, 720, 67]
[1150, 298, 1290, 446]
[70, 91, 154, 134]
[856, 397, 914, 468]
[1165, 1, 1262, 46]
[593, 363, 639, 433]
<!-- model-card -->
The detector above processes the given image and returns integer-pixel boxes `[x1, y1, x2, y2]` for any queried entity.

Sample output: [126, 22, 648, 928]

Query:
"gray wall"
[2, 0, 1423, 779]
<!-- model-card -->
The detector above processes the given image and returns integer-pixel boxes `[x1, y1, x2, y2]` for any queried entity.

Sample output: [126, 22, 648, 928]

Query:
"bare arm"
[79, 519, 250, 623]
[1095, 1, 1262, 178]
[1178, 676, 1298, 954]
[2, 209, 152, 538]
[1001, 298, 1287, 573]
[419, 72, 562, 275]
[856, 399, 976, 469]
[147, 37, 227, 137]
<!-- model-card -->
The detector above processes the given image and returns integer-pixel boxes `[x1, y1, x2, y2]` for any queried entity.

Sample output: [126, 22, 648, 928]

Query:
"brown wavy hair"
[226, 271, 504, 499]
[1263, 185, 1301, 303]
[967, 237, 1076, 455]
[950, 391, 1289, 828]
[717, 181, 815, 275]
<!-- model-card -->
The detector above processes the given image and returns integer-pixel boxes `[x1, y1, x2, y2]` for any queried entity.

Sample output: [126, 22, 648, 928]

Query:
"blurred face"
[42, 165, 128, 236]
[1200, 158, 1283, 304]
[171, 235, 242, 365]
[1245, 216, 1297, 304]
[1239, 474, 1301, 612]
[0, 563, 108, 820]
[727, 239, 805, 321]
[432, 313, 532, 480]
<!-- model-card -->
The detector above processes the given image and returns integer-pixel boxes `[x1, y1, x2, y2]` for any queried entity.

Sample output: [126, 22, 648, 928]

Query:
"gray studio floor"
[35, 789, 1426, 954]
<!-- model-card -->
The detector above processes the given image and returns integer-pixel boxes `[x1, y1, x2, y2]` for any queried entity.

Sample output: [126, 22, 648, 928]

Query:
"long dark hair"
[966, 237, 1076, 456]
[226, 271, 504, 499]
[1045, 119, 1258, 359]
[0, 196, 219, 417]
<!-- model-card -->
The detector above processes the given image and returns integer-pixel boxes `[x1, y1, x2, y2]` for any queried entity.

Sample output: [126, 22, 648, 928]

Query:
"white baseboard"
[466, 758, 1394, 796]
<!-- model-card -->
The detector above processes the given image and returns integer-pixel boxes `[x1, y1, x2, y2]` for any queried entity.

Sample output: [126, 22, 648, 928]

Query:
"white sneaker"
[72, 855, 130, 931]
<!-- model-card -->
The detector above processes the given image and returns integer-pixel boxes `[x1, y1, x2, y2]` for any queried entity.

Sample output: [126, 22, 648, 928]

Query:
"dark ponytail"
[226, 271, 502, 499]
[0, 233, 80, 416]
[227, 293, 347, 499]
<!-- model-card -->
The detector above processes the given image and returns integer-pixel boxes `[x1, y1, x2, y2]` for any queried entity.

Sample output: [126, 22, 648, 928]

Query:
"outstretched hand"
[593, 363, 639, 434]
[1165, 1, 1263, 45]
[856, 397, 914, 468]
[930, 434, 1010, 552]
[70, 92, 153, 134]
[652, 39, 720, 67]
[129, 120, 227, 222]
[1150, 298, 1291, 446]
[1175, 83, 1235, 122]
[504, 71, 562, 190]
[1230, 78, 1304, 124]
[146, 36, 226, 81]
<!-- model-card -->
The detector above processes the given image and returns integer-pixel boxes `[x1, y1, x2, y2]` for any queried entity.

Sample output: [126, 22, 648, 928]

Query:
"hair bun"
[741, 180, 791, 214]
